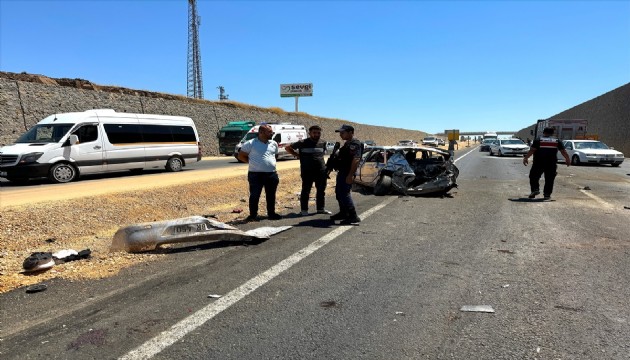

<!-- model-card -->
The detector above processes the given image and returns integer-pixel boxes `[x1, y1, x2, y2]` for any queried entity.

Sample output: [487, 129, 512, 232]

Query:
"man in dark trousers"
[237, 124, 282, 221]
[523, 127, 570, 200]
[286, 125, 332, 216]
[330, 124, 362, 225]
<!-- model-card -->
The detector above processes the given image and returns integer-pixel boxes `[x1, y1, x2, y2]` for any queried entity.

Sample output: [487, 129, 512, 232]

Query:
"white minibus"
[0, 109, 202, 183]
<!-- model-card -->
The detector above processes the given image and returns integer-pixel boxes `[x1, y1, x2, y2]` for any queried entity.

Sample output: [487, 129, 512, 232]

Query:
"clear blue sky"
[1, 1, 629, 134]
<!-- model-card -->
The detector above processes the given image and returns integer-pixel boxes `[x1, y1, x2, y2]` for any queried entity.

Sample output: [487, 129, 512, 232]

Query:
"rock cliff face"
[515, 83, 630, 155]
[0, 72, 429, 156]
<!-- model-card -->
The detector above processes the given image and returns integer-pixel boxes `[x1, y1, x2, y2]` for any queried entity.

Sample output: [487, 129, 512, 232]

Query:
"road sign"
[445, 129, 460, 141]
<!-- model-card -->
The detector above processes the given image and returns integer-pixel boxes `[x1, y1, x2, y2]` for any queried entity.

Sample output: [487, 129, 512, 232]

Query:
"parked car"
[557, 140, 624, 167]
[479, 139, 497, 152]
[398, 139, 417, 147]
[354, 145, 458, 196]
[437, 138, 445, 146]
[325, 141, 337, 154]
[489, 139, 529, 157]
[421, 136, 439, 147]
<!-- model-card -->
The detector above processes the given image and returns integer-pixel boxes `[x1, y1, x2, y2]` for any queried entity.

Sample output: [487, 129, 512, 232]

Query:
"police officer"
[330, 124, 362, 225]
[286, 125, 332, 216]
[523, 127, 570, 200]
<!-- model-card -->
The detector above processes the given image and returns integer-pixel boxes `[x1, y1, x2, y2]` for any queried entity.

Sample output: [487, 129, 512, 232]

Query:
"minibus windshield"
[15, 123, 75, 143]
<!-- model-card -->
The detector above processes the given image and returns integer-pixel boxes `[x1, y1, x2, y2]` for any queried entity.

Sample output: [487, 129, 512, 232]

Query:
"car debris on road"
[111, 216, 292, 253]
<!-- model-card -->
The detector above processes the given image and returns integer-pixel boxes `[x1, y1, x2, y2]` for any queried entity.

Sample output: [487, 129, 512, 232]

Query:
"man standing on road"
[286, 125, 332, 216]
[237, 124, 282, 221]
[523, 127, 570, 200]
[330, 125, 362, 225]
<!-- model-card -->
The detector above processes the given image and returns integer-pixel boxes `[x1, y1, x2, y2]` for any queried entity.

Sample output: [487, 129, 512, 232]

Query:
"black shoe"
[543, 194, 551, 200]
[340, 207, 361, 225]
[330, 211, 347, 221]
[267, 213, 282, 220]
[528, 190, 540, 199]
[244, 215, 260, 222]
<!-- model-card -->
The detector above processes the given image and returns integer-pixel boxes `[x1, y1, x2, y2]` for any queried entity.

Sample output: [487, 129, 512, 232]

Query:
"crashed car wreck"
[354, 145, 459, 196]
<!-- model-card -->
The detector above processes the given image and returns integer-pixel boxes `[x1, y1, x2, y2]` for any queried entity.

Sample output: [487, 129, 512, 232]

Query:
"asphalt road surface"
[1, 148, 629, 359]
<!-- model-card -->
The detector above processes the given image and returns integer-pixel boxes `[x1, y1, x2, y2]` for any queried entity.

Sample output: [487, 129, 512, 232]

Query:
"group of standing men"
[237, 124, 362, 225]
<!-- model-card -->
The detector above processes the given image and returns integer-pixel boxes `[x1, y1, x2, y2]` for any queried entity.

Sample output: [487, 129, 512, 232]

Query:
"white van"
[0, 109, 202, 183]
[234, 123, 307, 161]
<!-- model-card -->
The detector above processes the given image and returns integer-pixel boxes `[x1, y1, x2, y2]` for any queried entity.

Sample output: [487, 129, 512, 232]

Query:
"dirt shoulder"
[0, 165, 309, 293]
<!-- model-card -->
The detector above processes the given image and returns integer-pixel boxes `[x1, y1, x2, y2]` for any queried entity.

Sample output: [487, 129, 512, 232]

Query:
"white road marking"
[579, 189, 614, 209]
[454, 147, 478, 163]
[120, 196, 398, 360]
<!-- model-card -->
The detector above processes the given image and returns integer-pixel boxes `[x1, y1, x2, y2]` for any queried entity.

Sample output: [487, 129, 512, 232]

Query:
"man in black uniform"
[286, 125, 332, 216]
[523, 127, 570, 200]
[330, 124, 362, 225]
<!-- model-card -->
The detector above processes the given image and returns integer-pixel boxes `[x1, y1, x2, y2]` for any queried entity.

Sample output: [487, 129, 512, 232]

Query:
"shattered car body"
[355, 146, 459, 196]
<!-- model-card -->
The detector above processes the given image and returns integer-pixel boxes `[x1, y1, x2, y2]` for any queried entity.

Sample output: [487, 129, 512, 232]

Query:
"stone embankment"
[0, 72, 429, 156]
[515, 82, 630, 155]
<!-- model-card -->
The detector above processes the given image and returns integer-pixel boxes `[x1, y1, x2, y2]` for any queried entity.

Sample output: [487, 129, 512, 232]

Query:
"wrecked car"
[354, 145, 459, 196]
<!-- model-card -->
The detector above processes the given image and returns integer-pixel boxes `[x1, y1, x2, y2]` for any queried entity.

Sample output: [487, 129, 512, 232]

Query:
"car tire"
[497, 150, 503, 157]
[571, 155, 581, 166]
[49, 162, 78, 183]
[165, 156, 184, 172]
[374, 175, 392, 196]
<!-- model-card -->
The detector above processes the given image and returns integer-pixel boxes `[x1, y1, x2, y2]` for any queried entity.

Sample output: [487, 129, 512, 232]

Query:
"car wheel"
[571, 155, 581, 166]
[49, 162, 78, 183]
[165, 156, 184, 172]
[374, 174, 392, 196]
[498, 150, 503, 157]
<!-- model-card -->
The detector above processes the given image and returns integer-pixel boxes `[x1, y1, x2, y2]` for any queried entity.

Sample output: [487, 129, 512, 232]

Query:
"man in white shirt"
[238, 124, 282, 221]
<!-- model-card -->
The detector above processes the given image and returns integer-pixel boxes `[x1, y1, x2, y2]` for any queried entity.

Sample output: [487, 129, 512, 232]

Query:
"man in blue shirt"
[238, 124, 282, 221]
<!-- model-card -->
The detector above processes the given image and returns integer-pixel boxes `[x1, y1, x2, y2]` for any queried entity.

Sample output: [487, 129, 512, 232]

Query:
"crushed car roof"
[366, 145, 449, 155]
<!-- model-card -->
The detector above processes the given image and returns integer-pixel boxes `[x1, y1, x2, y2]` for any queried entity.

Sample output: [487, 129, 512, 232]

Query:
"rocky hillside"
[0, 72, 429, 155]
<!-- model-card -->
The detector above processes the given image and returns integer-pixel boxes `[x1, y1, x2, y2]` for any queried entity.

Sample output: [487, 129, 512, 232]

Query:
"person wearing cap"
[523, 127, 570, 200]
[286, 125, 332, 216]
[330, 124, 362, 225]
[237, 124, 282, 221]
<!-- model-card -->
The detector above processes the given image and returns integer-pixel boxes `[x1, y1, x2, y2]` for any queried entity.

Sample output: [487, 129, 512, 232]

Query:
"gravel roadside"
[0, 169, 312, 293]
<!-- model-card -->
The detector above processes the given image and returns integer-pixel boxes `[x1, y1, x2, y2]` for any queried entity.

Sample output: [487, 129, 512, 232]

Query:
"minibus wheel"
[49, 162, 78, 183]
[166, 156, 184, 172]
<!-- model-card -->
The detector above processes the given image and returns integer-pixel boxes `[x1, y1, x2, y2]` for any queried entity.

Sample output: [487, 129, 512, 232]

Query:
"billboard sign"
[280, 83, 313, 97]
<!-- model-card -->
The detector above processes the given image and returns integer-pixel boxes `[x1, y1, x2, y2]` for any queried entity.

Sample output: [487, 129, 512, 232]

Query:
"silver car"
[354, 145, 459, 196]
[558, 140, 624, 167]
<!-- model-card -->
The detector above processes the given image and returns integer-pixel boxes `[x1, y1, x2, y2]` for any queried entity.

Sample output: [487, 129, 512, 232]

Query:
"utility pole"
[187, 0, 203, 99]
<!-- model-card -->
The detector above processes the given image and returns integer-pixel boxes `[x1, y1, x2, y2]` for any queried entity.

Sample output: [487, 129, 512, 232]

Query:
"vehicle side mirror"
[69, 134, 79, 145]
[610, 147, 615, 150]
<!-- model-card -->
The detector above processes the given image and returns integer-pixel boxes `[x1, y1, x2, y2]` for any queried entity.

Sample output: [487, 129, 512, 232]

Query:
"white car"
[421, 137, 439, 146]
[489, 139, 529, 157]
[558, 140, 624, 167]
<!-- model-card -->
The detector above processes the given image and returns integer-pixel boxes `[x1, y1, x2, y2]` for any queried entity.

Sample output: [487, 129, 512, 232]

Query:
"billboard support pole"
[295, 97, 298, 113]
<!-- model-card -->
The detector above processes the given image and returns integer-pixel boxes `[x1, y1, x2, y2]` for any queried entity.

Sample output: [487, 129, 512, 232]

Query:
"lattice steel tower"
[187, 0, 203, 99]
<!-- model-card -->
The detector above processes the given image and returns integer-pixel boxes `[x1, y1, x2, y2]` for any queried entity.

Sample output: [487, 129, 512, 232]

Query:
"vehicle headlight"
[616, 153, 624, 158]
[18, 152, 44, 164]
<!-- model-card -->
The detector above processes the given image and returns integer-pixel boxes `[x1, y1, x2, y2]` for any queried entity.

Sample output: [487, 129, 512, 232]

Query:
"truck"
[532, 119, 596, 140]
[217, 121, 255, 155]
[482, 132, 498, 141]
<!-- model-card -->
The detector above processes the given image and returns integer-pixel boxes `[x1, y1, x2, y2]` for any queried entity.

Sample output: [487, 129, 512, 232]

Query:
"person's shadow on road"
[508, 197, 556, 203]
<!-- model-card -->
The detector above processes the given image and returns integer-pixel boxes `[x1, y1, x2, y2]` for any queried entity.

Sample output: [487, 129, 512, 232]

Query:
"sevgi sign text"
[280, 83, 313, 97]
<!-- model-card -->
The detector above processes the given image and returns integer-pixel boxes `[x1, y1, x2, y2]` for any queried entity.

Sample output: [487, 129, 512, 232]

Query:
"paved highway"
[1, 148, 629, 359]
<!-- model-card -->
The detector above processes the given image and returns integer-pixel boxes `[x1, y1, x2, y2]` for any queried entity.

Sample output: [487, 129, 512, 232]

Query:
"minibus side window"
[171, 126, 196, 142]
[103, 124, 142, 144]
[73, 125, 98, 143]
